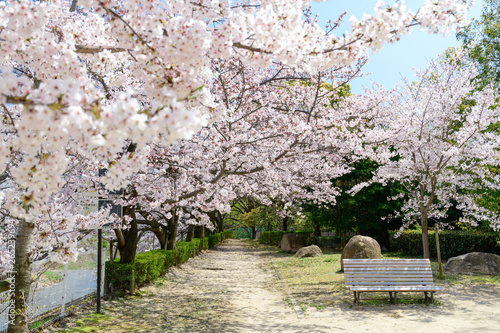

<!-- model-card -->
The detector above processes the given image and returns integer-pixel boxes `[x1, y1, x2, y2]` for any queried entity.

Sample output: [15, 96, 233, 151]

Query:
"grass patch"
[52, 313, 114, 333]
[268, 247, 500, 311]
[270, 251, 346, 309]
[43, 271, 64, 283]
[29, 315, 57, 330]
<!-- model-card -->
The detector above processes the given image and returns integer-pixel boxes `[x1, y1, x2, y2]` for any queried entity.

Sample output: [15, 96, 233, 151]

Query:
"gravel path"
[52, 239, 500, 333]
[176, 239, 298, 332]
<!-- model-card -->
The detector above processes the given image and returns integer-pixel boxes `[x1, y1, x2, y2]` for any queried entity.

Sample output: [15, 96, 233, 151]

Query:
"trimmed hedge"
[311, 236, 341, 249]
[260, 231, 287, 245]
[259, 231, 339, 248]
[389, 229, 500, 259]
[208, 233, 222, 248]
[222, 229, 238, 239]
[106, 230, 235, 290]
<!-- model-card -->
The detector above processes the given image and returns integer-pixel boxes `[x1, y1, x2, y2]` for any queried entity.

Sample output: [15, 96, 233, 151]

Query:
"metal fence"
[0, 249, 105, 332]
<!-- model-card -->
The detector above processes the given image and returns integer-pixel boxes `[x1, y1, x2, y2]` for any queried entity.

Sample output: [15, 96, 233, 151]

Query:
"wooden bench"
[343, 259, 444, 305]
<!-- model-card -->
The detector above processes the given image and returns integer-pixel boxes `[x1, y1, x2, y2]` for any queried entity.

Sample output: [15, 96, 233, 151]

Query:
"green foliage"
[105, 260, 134, 290]
[200, 237, 209, 250]
[259, 231, 340, 248]
[389, 229, 500, 259]
[311, 236, 342, 249]
[222, 229, 237, 239]
[302, 159, 404, 235]
[208, 233, 222, 248]
[43, 271, 63, 283]
[134, 250, 172, 285]
[260, 231, 286, 245]
[176, 242, 195, 264]
[458, 0, 500, 88]
[239, 205, 281, 230]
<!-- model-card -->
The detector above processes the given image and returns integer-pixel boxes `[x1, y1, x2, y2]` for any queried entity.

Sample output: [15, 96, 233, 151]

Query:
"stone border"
[268, 258, 305, 319]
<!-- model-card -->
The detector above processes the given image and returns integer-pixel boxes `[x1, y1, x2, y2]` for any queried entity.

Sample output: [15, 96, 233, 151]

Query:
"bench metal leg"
[423, 292, 434, 304]
[353, 291, 360, 305]
[393, 292, 397, 304]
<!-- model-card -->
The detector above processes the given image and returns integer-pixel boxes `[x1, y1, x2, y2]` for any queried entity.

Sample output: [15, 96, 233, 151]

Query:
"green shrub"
[164, 249, 177, 268]
[389, 229, 500, 259]
[260, 231, 286, 245]
[260, 231, 317, 246]
[295, 231, 314, 245]
[199, 237, 209, 250]
[191, 238, 202, 255]
[134, 251, 164, 285]
[105, 260, 134, 290]
[177, 241, 195, 264]
[311, 236, 341, 249]
[222, 229, 238, 239]
[208, 233, 222, 248]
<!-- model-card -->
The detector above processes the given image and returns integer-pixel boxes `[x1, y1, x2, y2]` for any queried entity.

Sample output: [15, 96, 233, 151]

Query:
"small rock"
[295, 245, 322, 258]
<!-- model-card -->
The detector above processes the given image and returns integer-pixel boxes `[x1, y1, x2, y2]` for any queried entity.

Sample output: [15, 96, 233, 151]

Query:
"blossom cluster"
[0, 0, 473, 265]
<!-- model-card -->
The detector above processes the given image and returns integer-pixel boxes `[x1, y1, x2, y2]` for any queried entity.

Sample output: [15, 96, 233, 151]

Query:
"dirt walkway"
[53, 239, 500, 333]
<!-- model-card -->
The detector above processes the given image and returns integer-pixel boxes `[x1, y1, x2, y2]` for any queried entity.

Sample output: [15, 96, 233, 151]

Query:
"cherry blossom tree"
[354, 53, 500, 259]
[0, 0, 473, 331]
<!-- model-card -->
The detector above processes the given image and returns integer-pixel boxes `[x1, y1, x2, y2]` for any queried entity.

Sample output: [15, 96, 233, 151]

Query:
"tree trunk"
[251, 226, 256, 239]
[208, 211, 224, 233]
[150, 224, 168, 249]
[216, 212, 224, 233]
[282, 217, 288, 231]
[314, 220, 321, 237]
[8, 220, 35, 333]
[166, 210, 178, 250]
[194, 225, 205, 239]
[117, 207, 139, 264]
[186, 225, 195, 242]
[421, 214, 430, 259]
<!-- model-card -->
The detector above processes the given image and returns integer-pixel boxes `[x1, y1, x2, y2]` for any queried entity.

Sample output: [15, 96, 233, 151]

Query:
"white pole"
[101, 247, 106, 297]
[61, 264, 68, 316]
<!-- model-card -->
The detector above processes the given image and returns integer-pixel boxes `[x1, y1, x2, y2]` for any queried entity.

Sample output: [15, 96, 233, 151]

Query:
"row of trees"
[1, 0, 497, 332]
[228, 0, 500, 256]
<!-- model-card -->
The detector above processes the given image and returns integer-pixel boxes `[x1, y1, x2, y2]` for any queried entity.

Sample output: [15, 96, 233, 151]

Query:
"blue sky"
[310, 1, 485, 93]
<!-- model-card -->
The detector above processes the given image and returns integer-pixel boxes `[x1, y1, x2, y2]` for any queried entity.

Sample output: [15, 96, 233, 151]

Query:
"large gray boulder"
[295, 245, 322, 258]
[444, 252, 500, 276]
[341, 235, 382, 270]
[280, 234, 307, 253]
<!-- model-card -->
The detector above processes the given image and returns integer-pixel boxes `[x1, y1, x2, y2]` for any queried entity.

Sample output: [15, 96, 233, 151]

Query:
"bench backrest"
[343, 259, 434, 287]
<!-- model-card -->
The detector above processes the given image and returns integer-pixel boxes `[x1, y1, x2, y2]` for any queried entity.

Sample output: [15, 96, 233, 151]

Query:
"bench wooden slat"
[349, 273, 432, 279]
[344, 264, 432, 268]
[346, 281, 433, 286]
[344, 259, 429, 264]
[343, 258, 443, 305]
[346, 278, 435, 283]
[344, 268, 432, 275]
[350, 286, 444, 291]
[344, 267, 432, 274]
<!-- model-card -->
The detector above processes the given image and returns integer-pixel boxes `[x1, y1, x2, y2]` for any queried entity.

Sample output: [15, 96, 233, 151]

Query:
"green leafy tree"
[302, 159, 404, 245]
[458, 0, 500, 88]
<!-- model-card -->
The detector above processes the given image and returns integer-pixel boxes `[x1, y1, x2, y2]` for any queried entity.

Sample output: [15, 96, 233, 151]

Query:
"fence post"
[97, 228, 102, 313]
[101, 247, 106, 297]
[61, 264, 68, 319]
[435, 227, 443, 280]
[130, 267, 135, 295]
